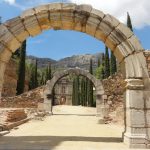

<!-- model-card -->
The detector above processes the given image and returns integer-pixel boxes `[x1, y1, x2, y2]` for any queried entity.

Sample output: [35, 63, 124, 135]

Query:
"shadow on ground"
[0, 136, 123, 150]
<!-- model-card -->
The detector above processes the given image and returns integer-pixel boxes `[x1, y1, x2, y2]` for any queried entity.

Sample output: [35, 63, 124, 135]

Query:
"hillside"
[26, 53, 103, 70]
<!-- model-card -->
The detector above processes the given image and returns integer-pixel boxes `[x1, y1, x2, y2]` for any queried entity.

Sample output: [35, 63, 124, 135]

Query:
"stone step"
[0, 130, 10, 136]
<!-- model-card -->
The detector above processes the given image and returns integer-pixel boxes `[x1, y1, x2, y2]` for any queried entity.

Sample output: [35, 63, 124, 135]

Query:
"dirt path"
[0, 106, 142, 150]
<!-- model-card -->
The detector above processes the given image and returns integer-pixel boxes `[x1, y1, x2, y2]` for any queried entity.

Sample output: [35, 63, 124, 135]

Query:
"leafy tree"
[104, 46, 110, 78]
[16, 40, 26, 95]
[127, 12, 133, 32]
[110, 51, 117, 75]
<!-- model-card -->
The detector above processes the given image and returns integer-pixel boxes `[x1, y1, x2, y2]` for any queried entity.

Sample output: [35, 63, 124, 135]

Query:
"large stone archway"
[0, 3, 150, 148]
[43, 68, 105, 116]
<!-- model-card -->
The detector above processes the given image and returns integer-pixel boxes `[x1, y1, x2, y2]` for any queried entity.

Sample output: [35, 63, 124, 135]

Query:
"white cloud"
[2, 0, 150, 29]
[69, 0, 150, 29]
[3, 0, 15, 4]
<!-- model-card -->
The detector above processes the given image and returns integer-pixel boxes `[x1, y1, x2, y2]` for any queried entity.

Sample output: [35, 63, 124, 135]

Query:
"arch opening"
[0, 3, 150, 149]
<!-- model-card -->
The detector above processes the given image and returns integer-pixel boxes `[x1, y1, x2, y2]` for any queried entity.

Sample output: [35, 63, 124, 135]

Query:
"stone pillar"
[96, 94, 109, 123]
[123, 79, 148, 149]
[0, 61, 7, 100]
[43, 92, 53, 115]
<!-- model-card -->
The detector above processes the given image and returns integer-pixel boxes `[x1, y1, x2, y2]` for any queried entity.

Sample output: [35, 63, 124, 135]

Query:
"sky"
[0, 0, 150, 60]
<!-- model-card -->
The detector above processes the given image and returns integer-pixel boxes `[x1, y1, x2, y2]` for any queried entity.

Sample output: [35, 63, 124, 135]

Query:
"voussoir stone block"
[21, 8, 35, 18]
[4, 17, 29, 42]
[62, 3, 76, 10]
[21, 15, 41, 37]
[86, 16, 101, 36]
[124, 55, 142, 78]
[127, 35, 144, 52]
[61, 11, 75, 30]
[0, 24, 21, 52]
[49, 3, 62, 11]
[105, 23, 133, 51]
[0, 48, 12, 63]
[36, 11, 51, 30]
[75, 4, 92, 14]
[34, 4, 49, 13]
[0, 61, 7, 82]
[95, 14, 119, 43]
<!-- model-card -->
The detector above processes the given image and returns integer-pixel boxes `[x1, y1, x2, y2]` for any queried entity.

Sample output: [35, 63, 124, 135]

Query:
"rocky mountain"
[27, 53, 103, 70]
[26, 55, 56, 68]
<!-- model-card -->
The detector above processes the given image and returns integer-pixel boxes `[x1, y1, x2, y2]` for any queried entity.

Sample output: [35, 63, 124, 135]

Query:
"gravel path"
[0, 106, 143, 150]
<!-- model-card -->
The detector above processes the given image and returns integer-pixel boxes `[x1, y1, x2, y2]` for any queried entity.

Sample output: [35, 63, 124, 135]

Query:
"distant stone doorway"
[60, 96, 66, 105]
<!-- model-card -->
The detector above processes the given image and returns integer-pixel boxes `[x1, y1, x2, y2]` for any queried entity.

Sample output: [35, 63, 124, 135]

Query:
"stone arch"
[0, 3, 149, 148]
[44, 68, 105, 116]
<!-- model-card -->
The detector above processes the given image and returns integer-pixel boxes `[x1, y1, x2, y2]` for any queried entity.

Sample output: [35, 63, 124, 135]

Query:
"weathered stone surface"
[34, 4, 49, 13]
[146, 110, 150, 126]
[127, 35, 144, 52]
[86, 16, 101, 36]
[21, 15, 41, 36]
[95, 14, 119, 42]
[124, 54, 143, 78]
[36, 12, 51, 30]
[62, 3, 76, 10]
[49, 11, 62, 29]
[126, 89, 144, 109]
[0, 24, 21, 52]
[75, 4, 92, 14]
[49, 3, 62, 11]
[0, 61, 6, 83]
[126, 109, 145, 127]
[21, 8, 35, 18]
[0, 49, 12, 63]
[61, 11, 75, 30]
[105, 23, 133, 51]
[4, 17, 29, 42]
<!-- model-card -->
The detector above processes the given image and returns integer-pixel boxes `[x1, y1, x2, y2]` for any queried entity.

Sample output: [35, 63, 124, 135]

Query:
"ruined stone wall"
[2, 59, 18, 97]
[2, 58, 29, 97]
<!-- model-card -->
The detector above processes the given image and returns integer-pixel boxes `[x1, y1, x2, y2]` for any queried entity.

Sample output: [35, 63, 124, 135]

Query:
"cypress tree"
[127, 12, 133, 32]
[29, 65, 35, 90]
[40, 72, 45, 85]
[16, 40, 26, 95]
[87, 59, 93, 107]
[72, 75, 80, 105]
[97, 57, 101, 67]
[45, 63, 52, 81]
[110, 51, 117, 75]
[34, 59, 38, 88]
[104, 46, 110, 78]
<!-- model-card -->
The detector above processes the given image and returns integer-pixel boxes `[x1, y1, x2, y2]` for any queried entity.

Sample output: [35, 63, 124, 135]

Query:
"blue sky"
[0, 0, 150, 60]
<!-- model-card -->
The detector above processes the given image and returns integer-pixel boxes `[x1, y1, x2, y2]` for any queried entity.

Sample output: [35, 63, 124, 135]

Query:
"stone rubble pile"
[5, 109, 27, 122]
[102, 73, 126, 124]
[0, 86, 44, 108]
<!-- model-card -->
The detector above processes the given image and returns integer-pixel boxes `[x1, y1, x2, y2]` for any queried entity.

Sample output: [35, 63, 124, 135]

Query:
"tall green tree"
[110, 51, 117, 75]
[72, 75, 80, 105]
[16, 40, 26, 95]
[34, 59, 38, 88]
[45, 63, 52, 81]
[127, 12, 133, 32]
[29, 60, 38, 90]
[104, 46, 110, 78]
[87, 59, 93, 107]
